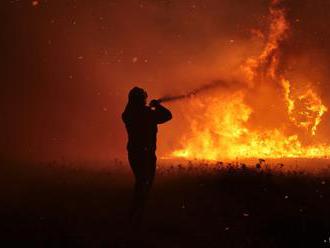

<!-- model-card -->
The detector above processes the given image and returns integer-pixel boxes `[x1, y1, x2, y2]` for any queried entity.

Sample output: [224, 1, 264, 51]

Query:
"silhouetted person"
[122, 87, 172, 226]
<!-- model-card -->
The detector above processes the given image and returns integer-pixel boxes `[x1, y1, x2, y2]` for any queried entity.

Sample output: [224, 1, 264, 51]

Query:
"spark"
[32, 0, 39, 7]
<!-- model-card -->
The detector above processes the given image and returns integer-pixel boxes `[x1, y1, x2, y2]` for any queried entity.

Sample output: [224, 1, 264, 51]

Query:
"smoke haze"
[2, 0, 330, 161]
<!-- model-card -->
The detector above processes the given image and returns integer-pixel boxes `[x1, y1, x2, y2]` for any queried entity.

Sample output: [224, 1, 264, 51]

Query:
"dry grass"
[1, 159, 330, 247]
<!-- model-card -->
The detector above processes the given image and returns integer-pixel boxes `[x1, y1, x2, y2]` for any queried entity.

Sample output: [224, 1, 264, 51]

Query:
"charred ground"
[1, 160, 330, 248]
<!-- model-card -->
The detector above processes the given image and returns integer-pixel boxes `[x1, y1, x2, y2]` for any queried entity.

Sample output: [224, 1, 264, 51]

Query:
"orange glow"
[169, 0, 330, 160]
[32, 1, 39, 7]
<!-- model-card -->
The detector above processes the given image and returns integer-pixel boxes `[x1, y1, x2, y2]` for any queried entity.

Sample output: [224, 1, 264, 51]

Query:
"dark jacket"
[122, 104, 172, 153]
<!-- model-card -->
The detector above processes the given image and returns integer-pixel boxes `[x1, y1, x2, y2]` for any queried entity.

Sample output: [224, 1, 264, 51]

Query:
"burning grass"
[168, 0, 330, 161]
[1, 159, 330, 247]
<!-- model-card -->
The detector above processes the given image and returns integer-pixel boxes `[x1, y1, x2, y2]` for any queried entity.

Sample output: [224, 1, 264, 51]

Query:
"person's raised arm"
[150, 99, 172, 124]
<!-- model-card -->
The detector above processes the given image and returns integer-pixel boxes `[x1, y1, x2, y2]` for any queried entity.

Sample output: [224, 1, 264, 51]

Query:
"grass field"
[1, 159, 330, 247]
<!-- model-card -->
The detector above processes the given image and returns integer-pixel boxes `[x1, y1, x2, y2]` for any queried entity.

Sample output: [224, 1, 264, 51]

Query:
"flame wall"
[166, 1, 330, 160]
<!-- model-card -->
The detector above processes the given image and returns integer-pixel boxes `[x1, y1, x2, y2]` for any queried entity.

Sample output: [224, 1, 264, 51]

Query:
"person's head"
[128, 87, 148, 106]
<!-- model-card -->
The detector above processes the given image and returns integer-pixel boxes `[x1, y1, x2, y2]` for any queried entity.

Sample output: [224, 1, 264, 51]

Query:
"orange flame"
[172, 92, 330, 159]
[241, 0, 289, 82]
[281, 79, 328, 135]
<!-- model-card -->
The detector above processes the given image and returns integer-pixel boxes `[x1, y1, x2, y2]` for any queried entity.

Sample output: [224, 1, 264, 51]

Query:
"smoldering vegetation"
[1, 159, 330, 247]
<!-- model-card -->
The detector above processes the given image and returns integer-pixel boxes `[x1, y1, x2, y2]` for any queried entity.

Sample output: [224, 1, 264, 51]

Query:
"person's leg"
[128, 152, 147, 225]
[145, 153, 157, 193]
[129, 152, 156, 228]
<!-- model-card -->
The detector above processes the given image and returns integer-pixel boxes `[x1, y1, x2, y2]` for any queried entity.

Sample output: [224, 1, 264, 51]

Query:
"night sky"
[2, 0, 330, 161]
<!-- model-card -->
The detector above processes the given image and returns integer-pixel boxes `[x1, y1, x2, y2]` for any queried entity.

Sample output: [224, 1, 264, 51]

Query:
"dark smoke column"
[122, 87, 172, 225]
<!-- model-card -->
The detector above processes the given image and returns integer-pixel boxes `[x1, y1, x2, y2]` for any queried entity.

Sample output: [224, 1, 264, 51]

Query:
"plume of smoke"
[158, 79, 236, 103]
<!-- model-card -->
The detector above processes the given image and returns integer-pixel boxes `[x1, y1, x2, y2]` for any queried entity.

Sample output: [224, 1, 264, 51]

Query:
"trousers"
[128, 150, 157, 221]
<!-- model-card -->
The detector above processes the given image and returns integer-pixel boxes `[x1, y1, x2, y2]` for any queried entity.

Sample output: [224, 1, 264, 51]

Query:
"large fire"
[170, 0, 330, 160]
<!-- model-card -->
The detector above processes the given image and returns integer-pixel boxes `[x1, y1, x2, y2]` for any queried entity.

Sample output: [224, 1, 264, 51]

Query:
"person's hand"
[149, 99, 160, 107]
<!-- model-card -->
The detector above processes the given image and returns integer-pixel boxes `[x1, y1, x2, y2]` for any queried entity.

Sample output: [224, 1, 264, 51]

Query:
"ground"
[1, 159, 330, 247]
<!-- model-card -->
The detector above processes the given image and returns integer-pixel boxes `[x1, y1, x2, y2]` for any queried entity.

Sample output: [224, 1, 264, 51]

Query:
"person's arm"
[150, 100, 172, 124]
